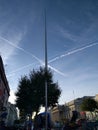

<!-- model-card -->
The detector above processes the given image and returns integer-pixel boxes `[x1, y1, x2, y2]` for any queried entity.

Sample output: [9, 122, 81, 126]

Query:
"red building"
[0, 56, 10, 112]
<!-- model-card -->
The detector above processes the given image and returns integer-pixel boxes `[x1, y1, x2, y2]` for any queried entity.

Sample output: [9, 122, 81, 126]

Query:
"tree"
[15, 76, 34, 117]
[80, 98, 97, 112]
[15, 67, 61, 116]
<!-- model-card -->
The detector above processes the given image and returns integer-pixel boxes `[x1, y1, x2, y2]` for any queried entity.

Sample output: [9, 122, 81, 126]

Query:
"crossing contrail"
[7, 64, 67, 78]
[48, 65, 67, 77]
[1, 36, 97, 78]
[49, 41, 98, 63]
[0, 36, 66, 77]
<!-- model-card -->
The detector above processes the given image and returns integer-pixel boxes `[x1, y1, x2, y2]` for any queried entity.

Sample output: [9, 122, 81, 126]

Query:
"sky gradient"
[0, 0, 98, 104]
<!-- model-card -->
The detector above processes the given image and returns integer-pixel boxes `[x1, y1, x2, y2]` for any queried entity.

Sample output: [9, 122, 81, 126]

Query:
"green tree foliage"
[80, 98, 97, 112]
[15, 76, 33, 116]
[15, 67, 61, 116]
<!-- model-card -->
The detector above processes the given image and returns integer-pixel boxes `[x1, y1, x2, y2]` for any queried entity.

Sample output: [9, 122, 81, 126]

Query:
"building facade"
[94, 94, 98, 102]
[50, 105, 69, 123]
[0, 56, 10, 122]
[51, 95, 97, 122]
[66, 96, 94, 119]
[6, 102, 18, 126]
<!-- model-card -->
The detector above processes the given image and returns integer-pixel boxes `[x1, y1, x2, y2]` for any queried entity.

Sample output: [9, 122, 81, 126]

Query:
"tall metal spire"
[44, 9, 48, 130]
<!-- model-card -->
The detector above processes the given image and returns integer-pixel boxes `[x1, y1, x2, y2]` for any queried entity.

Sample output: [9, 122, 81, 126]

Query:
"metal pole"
[45, 10, 48, 130]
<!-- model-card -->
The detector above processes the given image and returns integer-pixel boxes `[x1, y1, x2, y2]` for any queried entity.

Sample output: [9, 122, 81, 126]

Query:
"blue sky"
[0, 0, 98, 104]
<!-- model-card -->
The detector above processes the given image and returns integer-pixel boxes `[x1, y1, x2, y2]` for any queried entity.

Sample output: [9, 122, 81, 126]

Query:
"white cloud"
[56, 11, 98, 45]
[0, 33, 24, 64]
[57, 25, 78, 42]
[0, 7, 27, 64]
[8, 89, 16, 104]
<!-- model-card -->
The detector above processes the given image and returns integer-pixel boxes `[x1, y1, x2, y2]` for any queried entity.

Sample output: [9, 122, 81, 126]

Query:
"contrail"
[0, 36, 43, 65]
[6, 63, 36, 77]
[49, 41, 98, 63]
[0, 36, 25, 51]
[7, 63, 67, 78]
[48, 65, 67, 77]
[0, 36, 66, 77]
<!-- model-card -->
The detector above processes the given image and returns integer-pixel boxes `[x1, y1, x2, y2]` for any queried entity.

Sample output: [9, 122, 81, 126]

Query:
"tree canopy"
[80, 98, 98, 112]
[15, 67, 61, 116]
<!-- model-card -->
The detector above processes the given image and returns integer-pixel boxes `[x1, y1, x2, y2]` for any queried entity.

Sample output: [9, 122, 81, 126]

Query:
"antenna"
[73, 90, 75, 99]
